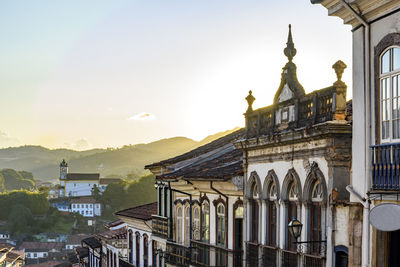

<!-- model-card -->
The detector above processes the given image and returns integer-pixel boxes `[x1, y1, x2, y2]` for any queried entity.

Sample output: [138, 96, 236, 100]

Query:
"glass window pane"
[393, 120, 399, 139]
[381, 49, 391, 74]
[394, 48, 400, 71]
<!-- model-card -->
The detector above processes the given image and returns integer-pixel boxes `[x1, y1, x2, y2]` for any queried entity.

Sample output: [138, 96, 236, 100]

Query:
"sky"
[0, 0, 352, 150]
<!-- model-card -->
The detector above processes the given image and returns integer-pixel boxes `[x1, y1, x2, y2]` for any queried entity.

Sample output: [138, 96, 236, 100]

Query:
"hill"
[0, 128, 240, 182]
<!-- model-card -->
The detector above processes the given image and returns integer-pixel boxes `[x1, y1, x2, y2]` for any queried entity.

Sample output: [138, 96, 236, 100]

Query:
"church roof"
[65, 173, 99, 181]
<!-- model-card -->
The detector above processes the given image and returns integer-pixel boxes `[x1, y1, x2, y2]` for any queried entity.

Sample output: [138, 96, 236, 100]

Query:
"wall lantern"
[288, 218, 303, 240]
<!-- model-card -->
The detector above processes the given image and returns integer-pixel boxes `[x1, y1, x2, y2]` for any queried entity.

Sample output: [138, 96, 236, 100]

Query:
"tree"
[8, 204, 33, 233]
[91, 184, 101, 201]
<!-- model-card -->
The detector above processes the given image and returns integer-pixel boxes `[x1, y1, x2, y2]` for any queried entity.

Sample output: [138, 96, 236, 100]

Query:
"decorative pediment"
[278, 83, 294, 103]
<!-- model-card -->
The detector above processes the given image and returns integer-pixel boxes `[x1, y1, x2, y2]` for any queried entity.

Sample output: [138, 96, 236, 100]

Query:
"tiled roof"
[81, 237, 101, 249]
[74, 247, 88, 258]
[145, 129, 245, 168]
[27, 261, 64, 267]
[65, 173, 99, 181]
[97, 227, 127, 240]
[105, 219, 125, 229]
[66, 234, 90, 245]
[6, 250, 24, 262]
[346, 100, 352, 122]
[70, 196, 97, 204]
[115, 202, 157, 221]
[19, 242, 64, 252]
[162, 149, 243, 180]
[99, 178, 122, 185]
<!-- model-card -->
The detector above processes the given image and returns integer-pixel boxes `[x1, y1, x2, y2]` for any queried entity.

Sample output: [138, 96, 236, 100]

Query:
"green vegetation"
[0, 128, 239, 182]
[100, 174, 157, 219]
[0, 169, 36, 192]
[0, 190, 88, 235]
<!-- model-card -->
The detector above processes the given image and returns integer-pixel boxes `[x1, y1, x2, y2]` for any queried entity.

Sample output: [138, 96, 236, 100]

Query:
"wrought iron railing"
[191, 240, 242, 267]
[245, 86, 341, 139]
[281, 249, 298, 267]
[262, 245, 278, 267]
[119, 258, 134, 267]
[303, 254, 324, 267]
[165, 241, 191, 267]
[246, 242, 259, 267]
[151, 215, 169, 239]
[371, 143, 400, 190]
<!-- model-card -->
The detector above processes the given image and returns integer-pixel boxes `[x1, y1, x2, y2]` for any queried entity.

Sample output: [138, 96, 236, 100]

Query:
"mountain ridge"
[0, 128, 240, 182]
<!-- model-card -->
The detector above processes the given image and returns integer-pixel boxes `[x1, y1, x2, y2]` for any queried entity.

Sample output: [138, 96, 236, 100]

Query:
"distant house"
[65, 234, 90, 251]
[70, 197, 101, 217]
[0, 231, 10, 240]
[80, 237, 102, 267]
[97, 225, 127, 267]
[19, 242, 65, 265]
[58, 160, 121, 197]
[49, 196, 102, 218]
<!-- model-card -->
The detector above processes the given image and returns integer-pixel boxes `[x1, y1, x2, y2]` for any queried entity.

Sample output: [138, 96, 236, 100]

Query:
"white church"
[58, 159, 120, 197]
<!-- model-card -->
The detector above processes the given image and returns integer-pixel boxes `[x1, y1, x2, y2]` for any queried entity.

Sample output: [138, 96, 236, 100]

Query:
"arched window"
[193, 206, 200, 240]
[176, 205, 183, 243]
[380, 47, 400, 141]
[287, 181, 299, 251]
[310, 180, 323, 254]
[143, 234, 149, 267]
[184, 205, 191, 246]
[250, 182, 259, 243]
[216, 203, 226, 246]
[201, 199, 210, 242]
[136, 233, 140, 265]
[267, 183, 277, 246]
[128, 230, 133, 264]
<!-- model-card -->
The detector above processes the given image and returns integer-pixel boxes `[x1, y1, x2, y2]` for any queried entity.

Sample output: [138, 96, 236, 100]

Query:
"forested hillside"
[0, 169, 36, 192]
[0, 128, 240, 182]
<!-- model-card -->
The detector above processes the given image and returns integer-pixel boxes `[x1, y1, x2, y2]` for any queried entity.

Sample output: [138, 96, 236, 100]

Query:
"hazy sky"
[0, 0, 352, 149]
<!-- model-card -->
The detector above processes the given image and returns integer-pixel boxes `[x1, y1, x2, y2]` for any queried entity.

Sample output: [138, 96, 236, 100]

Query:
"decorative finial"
[284, 24, 297, 62]
[332, 60, 347, 82]
[246, 90, 255, 112]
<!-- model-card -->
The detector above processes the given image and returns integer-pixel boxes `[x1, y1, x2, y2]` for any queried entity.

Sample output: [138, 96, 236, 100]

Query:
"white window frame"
[380, 46, 400, 143]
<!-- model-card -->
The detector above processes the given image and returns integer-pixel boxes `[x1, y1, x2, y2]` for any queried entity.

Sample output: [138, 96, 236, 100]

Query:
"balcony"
[246, 242, 259, 267]
[262, 245, 278, 267]
[191, 240, 243, 267]
[245, 86, 346, 139]
[371, 143, 400, 191]
[165, 241, 191, 266]
[165, 240, 243, 267]
[118, 259, 134, 267]
[151, 215, 169, 239]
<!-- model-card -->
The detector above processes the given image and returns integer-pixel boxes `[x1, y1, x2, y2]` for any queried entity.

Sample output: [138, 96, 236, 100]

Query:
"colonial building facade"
[312, 1, 400, 267]
[237, 26, 352, 267]
[145, 129, 245, 267]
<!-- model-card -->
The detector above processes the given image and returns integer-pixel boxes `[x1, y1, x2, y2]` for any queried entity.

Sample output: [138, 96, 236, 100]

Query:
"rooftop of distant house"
[27, 261, 65, 267]
[66, 234, 90, 245]
[19, 242, 65, 252]
[69, 196, 98, 204]
[74, 247, 88, 258]
[81, 237, 101, 249]
[99, 178, 122, 185]
[105, 219, 125, 229]
[97, 227, 127, 240]
[115, 202, 157, 221]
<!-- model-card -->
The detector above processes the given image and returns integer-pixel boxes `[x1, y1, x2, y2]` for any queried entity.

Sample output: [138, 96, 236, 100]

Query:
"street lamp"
[288, 218, 303, 240]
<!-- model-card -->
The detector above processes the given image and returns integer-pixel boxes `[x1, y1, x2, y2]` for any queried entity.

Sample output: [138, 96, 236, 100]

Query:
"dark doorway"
[388, 230, 400, 267]
[234, 218, 243, 267]
[334, 245, 348, 267]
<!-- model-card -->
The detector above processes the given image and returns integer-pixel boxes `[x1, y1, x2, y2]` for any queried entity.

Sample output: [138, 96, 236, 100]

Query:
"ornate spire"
[284, 24, 297, 62]
[273, 25, 305, 104]
[245, 90, 255, 113]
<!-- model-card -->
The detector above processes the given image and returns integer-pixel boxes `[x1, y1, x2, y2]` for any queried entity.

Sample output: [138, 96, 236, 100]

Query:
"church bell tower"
[60, 159, 68, 180]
